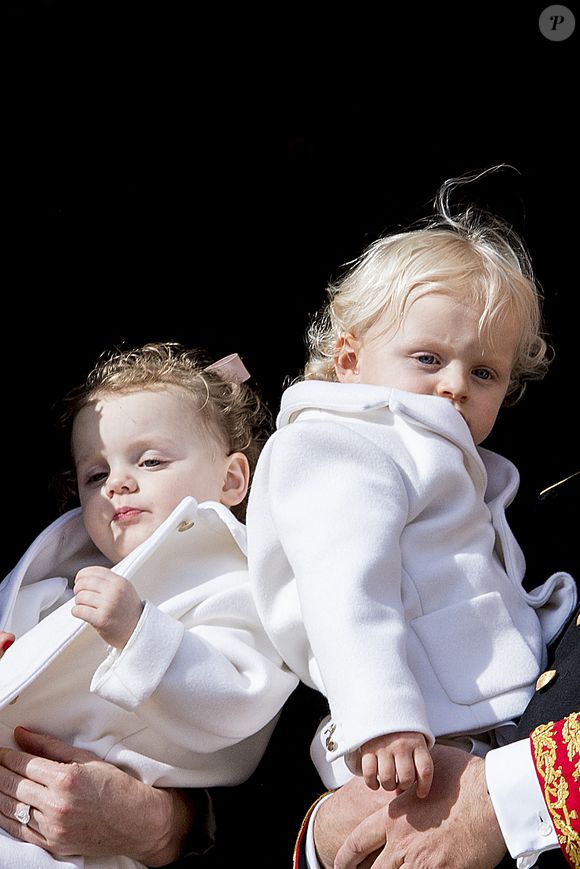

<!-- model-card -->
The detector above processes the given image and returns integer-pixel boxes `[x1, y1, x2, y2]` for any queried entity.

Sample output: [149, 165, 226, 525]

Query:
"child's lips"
[113, 507, 143, 522]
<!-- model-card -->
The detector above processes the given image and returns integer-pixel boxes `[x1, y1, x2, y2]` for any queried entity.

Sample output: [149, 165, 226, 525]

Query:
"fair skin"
[71, 387, 249, 648]
[334, 291, 519, 798]
[314, 744, 507, 869]
[0, 385, 249, 856]
[0, 727, 196, 865]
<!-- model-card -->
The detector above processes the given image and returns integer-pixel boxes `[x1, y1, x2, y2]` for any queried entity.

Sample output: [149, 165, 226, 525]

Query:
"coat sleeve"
[253, 419, 434, 761]
[89, 581, 298, 753]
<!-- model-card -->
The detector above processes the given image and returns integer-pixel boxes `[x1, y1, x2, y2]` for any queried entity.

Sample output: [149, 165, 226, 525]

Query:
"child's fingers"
[414, 744, 435, 798]
[360, 752, 380, 790]
[391, 751, 417, 792]
[374, 753, 398, 792]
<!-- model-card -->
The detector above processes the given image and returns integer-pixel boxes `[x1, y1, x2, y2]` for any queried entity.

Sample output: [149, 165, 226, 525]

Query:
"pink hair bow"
[204, 353, 251, 383]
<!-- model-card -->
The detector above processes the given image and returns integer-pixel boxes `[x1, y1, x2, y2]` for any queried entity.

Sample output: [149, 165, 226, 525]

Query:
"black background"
[3, 2, 578, 561]
[3, 3, 578, 865]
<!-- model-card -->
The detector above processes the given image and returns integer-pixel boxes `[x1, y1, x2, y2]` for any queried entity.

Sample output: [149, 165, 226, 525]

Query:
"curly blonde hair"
[55, 342, 272, 521]
[305, 167, 550, 404]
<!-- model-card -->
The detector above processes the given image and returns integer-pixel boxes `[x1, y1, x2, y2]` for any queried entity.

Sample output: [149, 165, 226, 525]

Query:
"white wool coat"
[0, 496, 297, 869]
[247, 381, 577, 774]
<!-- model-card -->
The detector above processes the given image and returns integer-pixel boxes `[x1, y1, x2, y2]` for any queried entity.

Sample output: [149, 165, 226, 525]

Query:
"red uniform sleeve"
[531, 712, 580, 867]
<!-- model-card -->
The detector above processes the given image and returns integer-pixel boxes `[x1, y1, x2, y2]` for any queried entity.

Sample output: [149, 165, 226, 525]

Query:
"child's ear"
[220, 453, 250, 508]
[334, 333, 361, 382]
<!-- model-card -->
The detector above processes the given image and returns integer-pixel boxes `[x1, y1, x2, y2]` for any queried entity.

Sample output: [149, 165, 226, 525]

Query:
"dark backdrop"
[3, 3, 578, 865]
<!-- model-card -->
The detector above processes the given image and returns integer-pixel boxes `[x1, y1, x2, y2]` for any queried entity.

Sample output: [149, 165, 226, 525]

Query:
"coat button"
[177, 520, 194, 532]
[535, 669, 557, 691]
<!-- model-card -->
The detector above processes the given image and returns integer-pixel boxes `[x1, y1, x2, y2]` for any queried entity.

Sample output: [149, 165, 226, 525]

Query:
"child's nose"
[435, 366, 469, 402]
[107, 471, 138, 496]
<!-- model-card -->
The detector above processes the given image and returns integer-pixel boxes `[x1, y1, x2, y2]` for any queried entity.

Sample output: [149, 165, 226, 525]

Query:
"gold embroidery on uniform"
[563, 714, 580, 768]
[531, 713, 580, 868]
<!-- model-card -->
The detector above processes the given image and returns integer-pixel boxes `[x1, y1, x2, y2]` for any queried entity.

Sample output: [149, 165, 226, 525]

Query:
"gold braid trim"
[531, 713, 580, 868]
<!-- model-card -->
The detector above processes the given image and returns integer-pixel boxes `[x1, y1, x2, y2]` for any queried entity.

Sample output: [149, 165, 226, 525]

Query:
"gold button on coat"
[536, 669, 557, 691]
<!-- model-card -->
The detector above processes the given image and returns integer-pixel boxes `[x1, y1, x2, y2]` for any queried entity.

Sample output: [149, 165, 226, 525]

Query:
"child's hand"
[0, 631, 15, 658]
[360, 731, 434, 798]
[72, 566, 144, 650]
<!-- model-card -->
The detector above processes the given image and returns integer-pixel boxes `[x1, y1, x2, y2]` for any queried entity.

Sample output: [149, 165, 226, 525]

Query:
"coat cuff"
[90, 602, 184, 708]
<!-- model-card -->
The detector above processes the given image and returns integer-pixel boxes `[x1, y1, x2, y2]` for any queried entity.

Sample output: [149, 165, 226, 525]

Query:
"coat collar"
[0, 497, 248, 705]
[278, 380, 477, 455]
[0, 497, 246, 631]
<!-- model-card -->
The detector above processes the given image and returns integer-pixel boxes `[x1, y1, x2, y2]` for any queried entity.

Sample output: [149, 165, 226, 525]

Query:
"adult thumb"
[13, 726, 100, 764]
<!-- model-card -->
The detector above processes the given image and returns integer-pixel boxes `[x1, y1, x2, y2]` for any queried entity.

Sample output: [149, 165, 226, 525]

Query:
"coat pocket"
[410, 592, 540, 705]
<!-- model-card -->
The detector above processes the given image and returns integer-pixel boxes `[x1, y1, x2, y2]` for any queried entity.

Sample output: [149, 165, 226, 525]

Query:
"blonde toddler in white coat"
[247, 168, 576, 806]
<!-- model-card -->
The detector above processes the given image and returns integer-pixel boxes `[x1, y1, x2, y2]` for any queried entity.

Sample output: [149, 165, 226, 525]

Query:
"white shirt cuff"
[305, 793, 333, 869]
[485, 738, 558, 868]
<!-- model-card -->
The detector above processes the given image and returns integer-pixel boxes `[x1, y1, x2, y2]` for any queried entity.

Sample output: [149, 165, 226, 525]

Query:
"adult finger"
[413, 745, 434, 799]
[0, 744, 53, 799]
[334, 810, 388, 869]
[13, 728, 101, 765]
[372, 851, 406, 869]
[0, 798, 49, 847]
[0, 748, 51, 848]
[0, 730, 99, 835]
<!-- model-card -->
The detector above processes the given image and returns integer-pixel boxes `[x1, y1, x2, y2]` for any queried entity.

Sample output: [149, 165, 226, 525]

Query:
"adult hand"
[0, 727, 195, 866]
[313, 776, 395, 869]
[333, 744, 507, 869]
